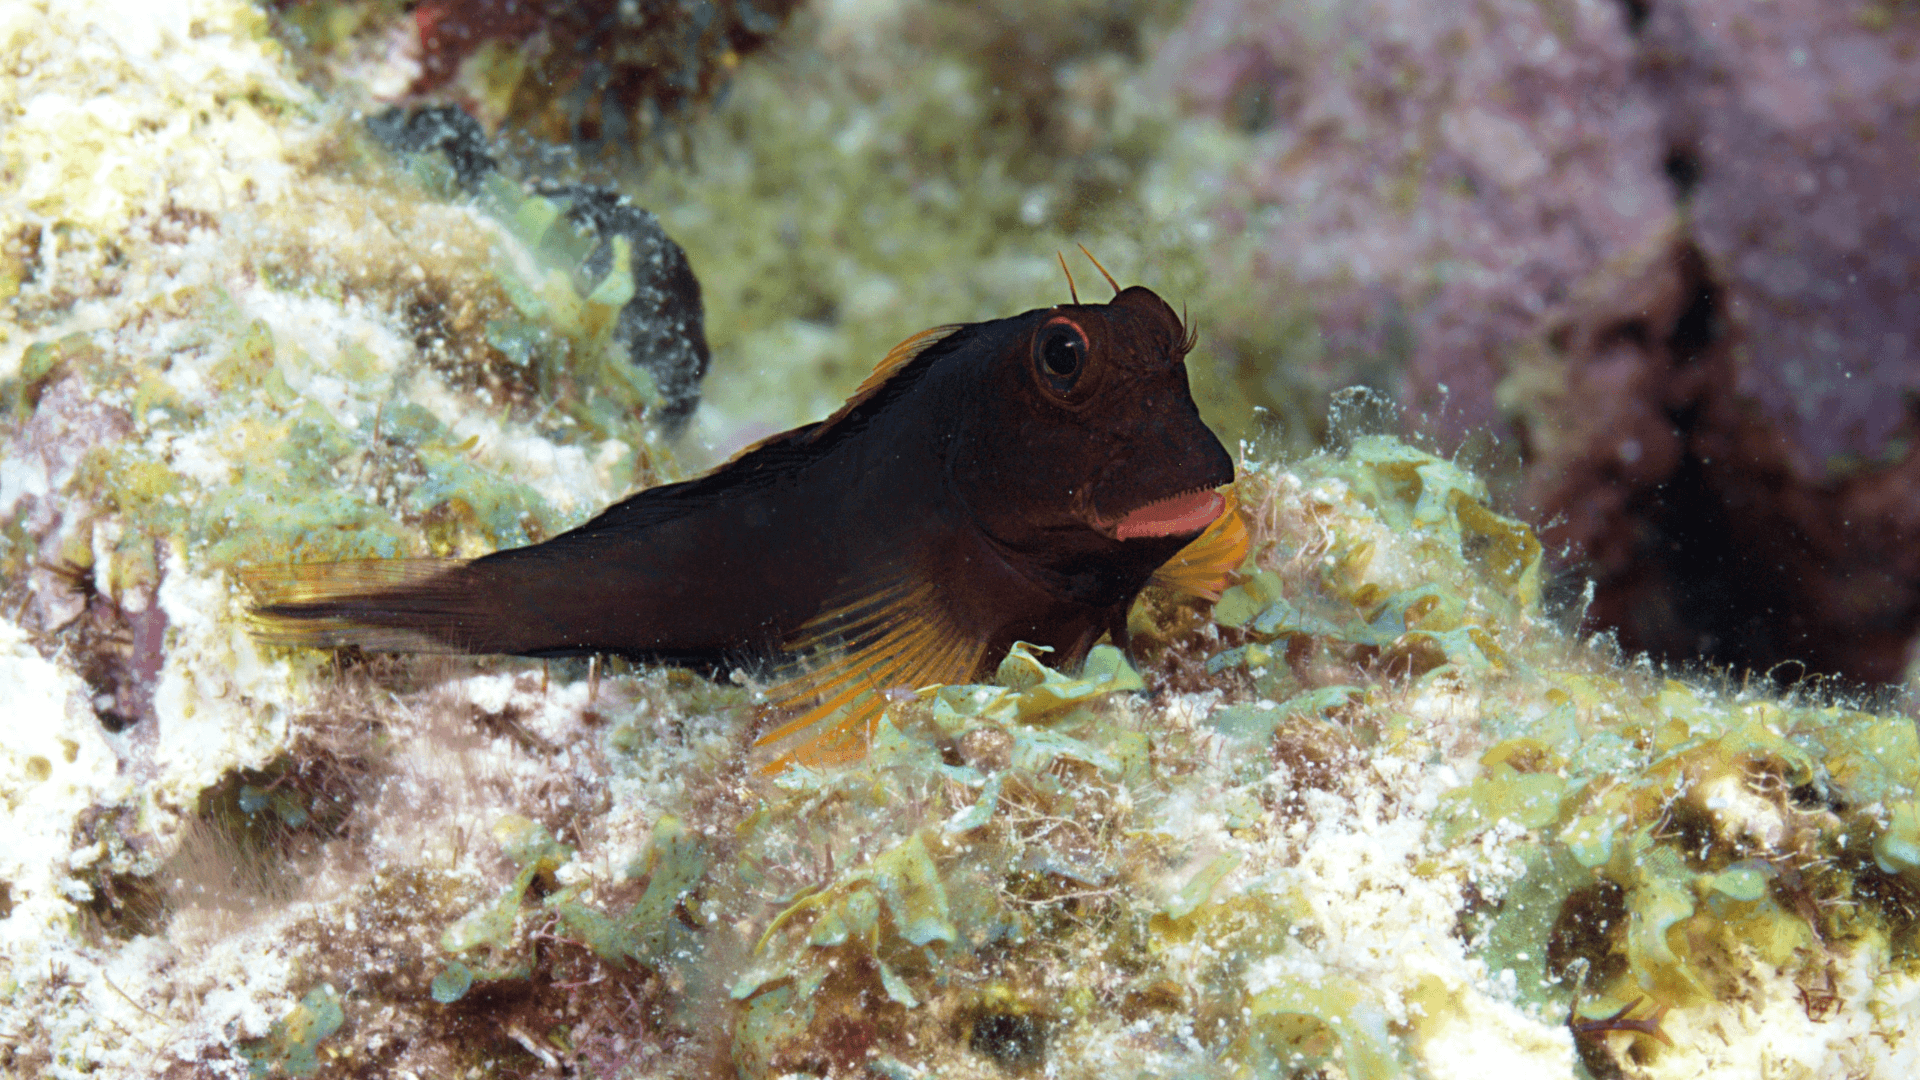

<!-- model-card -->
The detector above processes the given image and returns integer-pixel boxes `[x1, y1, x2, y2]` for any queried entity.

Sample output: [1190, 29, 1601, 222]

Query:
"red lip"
[1108, 489, 1225, 540]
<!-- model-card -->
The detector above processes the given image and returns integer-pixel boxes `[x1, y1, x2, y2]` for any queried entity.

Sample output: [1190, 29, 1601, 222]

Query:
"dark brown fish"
[252, 277, 1246, 769]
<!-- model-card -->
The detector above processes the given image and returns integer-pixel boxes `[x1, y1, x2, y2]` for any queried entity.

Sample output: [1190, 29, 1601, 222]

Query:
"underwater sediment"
[4, 1, 1920, 1078]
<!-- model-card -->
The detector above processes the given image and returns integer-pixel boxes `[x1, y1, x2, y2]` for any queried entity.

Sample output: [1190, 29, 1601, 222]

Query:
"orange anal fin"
[1147, 488, 1250, 602]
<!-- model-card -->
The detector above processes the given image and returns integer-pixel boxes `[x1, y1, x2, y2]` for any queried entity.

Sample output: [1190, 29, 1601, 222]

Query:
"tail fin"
[244, 558, 496, 653]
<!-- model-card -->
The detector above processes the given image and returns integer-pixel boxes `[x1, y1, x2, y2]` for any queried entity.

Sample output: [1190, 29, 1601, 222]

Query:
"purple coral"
[1156, 0, 1674, 443]
[1642, 0, 1920, 480]
[1156, 0, 1920, 683]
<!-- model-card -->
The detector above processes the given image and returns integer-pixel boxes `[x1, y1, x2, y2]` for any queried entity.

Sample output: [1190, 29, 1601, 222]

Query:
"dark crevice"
[970, 1012, 1047, 1071]
[1665, 253, 1718, 363]
[1571, 247, 1851, 686]
[1634, 435, 1734, 655]
[1662, 145, 1701, 197]
[1617, 0, 1652, 34]
[1628, 418, 1821, 684]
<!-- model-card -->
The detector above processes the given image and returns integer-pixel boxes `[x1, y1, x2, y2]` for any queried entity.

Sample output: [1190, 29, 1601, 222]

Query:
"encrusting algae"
[370, 433, 1920, 1079]
[222, 416, 1920, 1076]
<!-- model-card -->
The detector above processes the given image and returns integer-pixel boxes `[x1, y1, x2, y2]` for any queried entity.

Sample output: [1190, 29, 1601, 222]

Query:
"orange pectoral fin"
[754, 579, 984, 773]
[1147, 488, 1250, 602]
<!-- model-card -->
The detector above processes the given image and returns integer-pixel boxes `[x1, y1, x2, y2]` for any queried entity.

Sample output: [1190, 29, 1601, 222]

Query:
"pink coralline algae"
[1157, 0, 1920, 684]
[1641, 0, 1920, 481]
[1154, 0, 1676, 444]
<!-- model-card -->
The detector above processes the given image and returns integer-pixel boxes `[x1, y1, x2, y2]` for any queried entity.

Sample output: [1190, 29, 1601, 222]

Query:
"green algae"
[236, 985, 344, 1079]
[55, 371, 1919, 1077]
[1161, 438, 1920, 1067]
[1204, 437, 1541, 706]
[2, 332, 93, 416]
[1246, 975, 1406, 1080]
[428, 959, 474, 1004]
[551, 814, 708, 969]
[74, 426, 1910, 1077]
[1321, 434, 1543, 612]
[2, 144, 675, 620]
[1164, 849, 1246, 921]
[736, 829, 956, 1012]
[713, 645, 1181, 1073]
[467, 178, 665, 444]
[435, 815, 578, 986]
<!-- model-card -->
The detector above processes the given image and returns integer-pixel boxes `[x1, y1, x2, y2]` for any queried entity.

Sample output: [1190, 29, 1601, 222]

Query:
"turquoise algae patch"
[236, 985, 345, 1079]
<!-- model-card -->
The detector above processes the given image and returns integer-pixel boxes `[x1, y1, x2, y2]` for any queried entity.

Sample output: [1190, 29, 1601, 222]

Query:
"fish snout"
[1088, 415, 1235, 540]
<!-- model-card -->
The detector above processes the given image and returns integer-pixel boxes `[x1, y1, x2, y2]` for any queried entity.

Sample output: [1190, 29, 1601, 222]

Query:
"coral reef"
[274, 0, 803, 153]
[1157, 0, 1920, 686]
[1497, 1, 1920, 684]
[0, 5, 667, 1067]
[5, 1, 1920, 1078]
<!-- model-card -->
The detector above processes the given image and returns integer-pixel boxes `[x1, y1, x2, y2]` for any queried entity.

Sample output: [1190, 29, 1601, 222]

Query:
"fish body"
[254, 284, 1243, 767]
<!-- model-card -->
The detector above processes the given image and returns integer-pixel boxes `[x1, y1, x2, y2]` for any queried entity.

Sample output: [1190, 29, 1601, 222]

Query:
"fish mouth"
[1097, 487, 1226, 541]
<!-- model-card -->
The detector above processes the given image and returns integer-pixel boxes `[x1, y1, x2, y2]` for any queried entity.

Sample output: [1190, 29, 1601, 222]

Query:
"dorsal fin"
[719, 323, 961, 466]
[754, 573, 985, 772]
[810, 324, 961, 441]
[1148, 489, 1250, 601]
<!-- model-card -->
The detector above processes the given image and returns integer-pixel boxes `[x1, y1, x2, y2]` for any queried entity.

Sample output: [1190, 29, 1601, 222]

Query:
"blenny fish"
[252, 266, 1247, 770]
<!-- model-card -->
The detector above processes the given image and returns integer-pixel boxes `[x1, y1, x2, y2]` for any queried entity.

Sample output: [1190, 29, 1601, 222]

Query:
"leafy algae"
[222, 433, 1920, 1078]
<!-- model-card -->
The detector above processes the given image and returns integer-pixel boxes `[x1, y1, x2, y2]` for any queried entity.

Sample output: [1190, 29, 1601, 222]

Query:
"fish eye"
[1033, 317, 1089, 394]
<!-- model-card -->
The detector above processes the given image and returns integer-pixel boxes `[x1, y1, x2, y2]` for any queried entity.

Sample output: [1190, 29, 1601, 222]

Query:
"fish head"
[952, 285, 1235, 600]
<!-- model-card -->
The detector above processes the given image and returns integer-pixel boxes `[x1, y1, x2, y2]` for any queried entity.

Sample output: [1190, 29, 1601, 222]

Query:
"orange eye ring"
[1033, 316, 1089, 395]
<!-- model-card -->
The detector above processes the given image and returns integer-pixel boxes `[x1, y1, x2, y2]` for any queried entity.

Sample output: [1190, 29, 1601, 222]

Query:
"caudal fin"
[244, 558, 501, 653]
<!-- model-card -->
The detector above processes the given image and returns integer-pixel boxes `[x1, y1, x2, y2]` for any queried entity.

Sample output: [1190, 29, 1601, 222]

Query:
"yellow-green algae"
[328, 436, 1920, 1078]
[236, 984, 345, 1079]
[12, 417, 1920, 1075]
[1, 138, 671, 592]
